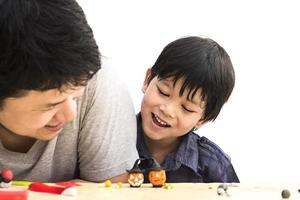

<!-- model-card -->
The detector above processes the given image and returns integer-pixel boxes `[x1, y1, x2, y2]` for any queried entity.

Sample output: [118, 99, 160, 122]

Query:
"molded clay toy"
[0, 168, 13, 188]
[127, 159, 145, 187]
[147, 158, 166, 187]
[104, 180, 112, 188]
[281, 189, 291, 199]
[29, 182, 77, 197]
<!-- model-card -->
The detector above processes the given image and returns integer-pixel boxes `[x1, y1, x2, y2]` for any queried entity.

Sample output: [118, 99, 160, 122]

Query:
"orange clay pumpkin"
[127, 172, 144, 187]
[148, 170, 166, 187]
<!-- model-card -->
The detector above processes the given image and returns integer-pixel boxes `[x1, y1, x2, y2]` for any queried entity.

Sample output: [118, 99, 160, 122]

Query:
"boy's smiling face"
[141, 69, 205, 142]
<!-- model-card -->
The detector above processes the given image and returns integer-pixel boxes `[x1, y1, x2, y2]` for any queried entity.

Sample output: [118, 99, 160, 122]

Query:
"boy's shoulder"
[183, 132, 239, 183]
[187, 132, 232, 164]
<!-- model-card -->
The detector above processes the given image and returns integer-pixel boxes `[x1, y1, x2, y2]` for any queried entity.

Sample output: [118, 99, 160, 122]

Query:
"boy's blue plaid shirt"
[136, 113, 239, 183]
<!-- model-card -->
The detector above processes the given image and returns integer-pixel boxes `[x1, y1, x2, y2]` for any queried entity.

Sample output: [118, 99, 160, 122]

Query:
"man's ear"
[142, 68, 152, 93]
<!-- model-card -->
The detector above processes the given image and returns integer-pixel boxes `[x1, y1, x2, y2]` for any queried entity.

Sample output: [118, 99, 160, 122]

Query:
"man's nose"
[54, 99, 77, 123]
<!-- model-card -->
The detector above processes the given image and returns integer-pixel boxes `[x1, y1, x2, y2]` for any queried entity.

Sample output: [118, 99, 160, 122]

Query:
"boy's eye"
[182, 105, 194, 113]
[157, 86, 169, 97]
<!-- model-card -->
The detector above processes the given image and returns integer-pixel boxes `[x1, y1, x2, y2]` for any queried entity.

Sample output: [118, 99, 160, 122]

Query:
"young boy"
[0, 0, 138, 182]
[137, 36, 239, 183]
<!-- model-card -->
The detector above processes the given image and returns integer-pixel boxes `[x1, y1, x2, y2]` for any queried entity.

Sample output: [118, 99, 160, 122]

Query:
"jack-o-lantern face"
[128, 172, 144, 187]
[148, 170, 166, 187]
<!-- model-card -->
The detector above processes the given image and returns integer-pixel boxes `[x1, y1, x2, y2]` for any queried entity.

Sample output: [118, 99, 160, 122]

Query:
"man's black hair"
[0, 0, 101, 108]
[148, 36, 235, 122]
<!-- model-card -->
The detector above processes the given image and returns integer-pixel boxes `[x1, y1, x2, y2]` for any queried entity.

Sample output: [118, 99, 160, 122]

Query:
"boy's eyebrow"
[160, 78, 204, 107]
[186, 91, 204, 106]
[160, 79, 172, 87]
[186, 98, 201, 107]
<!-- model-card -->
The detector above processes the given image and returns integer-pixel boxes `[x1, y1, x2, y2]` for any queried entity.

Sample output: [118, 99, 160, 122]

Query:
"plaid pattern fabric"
[136, 113, 239, 183]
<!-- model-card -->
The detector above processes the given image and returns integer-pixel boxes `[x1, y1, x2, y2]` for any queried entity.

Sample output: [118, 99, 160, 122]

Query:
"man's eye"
[182, 105, 193, 113]
[72, 96, 81, 101]
[157, 86, 169, 97]
[43, 105, 56, 111]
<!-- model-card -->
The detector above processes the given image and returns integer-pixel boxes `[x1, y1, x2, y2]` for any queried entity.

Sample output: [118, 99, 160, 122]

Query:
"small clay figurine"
[127, 159, 145, 187]
[281, 189, 291, 199]
[217, 183, 228, 195]
[148, 158, 166, 187]
[0, 168, 14, 188]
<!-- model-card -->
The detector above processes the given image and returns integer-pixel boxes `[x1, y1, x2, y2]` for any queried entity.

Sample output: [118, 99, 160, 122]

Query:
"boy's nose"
[159, 103, 176, 119]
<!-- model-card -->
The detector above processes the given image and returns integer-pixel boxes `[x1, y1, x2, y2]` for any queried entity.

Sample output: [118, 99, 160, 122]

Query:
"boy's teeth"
[154, 114, 168, 126]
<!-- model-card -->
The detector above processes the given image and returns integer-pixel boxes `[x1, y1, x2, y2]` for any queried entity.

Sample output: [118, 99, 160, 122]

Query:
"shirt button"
[200, 137, 207, 143]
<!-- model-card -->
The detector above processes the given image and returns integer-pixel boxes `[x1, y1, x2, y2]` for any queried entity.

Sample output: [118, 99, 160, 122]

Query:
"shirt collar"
[164, 132, 199, 173]
[136, 113, 199, 174]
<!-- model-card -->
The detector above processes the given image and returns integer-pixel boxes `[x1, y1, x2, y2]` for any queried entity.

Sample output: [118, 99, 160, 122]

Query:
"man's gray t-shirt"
[0, 67, 138, 182]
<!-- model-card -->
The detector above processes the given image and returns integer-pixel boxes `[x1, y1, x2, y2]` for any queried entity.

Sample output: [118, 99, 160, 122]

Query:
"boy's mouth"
[152, 113, 171, 128]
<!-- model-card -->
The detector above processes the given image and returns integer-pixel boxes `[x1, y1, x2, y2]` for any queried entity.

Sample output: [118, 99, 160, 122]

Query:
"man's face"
[0, 86, 85, 140]
[141, 69, 205, 142]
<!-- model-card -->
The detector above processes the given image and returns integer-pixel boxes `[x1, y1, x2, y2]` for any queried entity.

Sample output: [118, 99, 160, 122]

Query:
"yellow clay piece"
[104, 180, 112, 187]
[117, 182, 123, 188]
[12, 181, 32, 186]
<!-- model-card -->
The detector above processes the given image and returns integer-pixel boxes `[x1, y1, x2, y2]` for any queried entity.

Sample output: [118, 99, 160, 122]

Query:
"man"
[0, 0, 138, 182]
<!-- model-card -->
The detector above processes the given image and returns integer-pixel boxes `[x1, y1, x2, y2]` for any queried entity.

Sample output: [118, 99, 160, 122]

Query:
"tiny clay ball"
[104, 180, 112, 187]
[281, 189, 291, 199]
[163, 183, 173, 190]
[217, 187, 226, 195]
[1, 168, 14, 181]
[0, 168, 14, 188]
[117, 182, 123, 188]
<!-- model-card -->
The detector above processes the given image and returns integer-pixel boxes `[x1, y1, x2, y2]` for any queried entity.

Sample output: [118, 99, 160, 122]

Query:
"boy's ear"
[142, 68, 152, 93]
[195, 119, 206, 129]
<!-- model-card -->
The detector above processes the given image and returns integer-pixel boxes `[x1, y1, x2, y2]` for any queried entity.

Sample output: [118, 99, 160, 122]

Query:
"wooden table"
[7, 183, 300, 200]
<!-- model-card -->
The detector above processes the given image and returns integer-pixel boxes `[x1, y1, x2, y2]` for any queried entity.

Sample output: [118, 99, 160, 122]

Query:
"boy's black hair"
[0, 0, 101, 108]
[148, 36, 235, 122]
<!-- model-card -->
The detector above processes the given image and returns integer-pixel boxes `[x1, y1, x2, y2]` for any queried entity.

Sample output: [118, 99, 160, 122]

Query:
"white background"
[78, 0, 300, 184]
